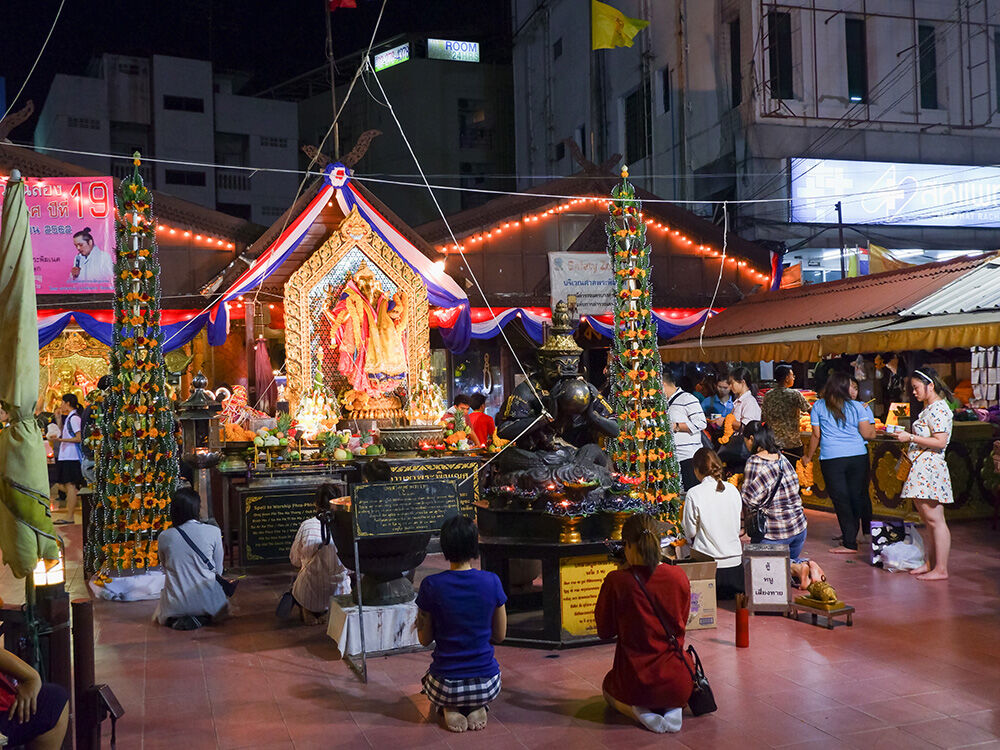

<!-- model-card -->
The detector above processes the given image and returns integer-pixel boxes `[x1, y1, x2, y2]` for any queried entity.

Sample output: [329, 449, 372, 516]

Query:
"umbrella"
[0, 169, 60, 579]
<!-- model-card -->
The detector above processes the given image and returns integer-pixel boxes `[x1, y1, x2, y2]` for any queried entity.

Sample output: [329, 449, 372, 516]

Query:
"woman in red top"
[595, 514, 693, 733]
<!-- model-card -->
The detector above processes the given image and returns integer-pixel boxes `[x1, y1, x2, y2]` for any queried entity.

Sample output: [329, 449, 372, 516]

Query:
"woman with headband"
[894, 367, 954, 581]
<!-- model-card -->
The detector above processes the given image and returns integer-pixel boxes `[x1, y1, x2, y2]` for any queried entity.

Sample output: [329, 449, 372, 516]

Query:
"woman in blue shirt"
[416, 515, 506, 733]
[803, 371, 876, 553]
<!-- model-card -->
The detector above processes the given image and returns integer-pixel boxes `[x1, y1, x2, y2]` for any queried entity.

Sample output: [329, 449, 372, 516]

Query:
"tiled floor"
[3, 508, 1000, 749]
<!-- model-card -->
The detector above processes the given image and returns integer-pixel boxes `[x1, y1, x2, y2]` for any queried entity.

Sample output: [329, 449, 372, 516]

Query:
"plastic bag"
[881, 529, 926, 572]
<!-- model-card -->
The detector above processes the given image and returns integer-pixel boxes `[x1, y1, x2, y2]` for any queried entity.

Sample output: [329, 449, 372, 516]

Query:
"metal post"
[836, 201, 846, 279]
[352, 535, 367, 683]
[324, 0, 341, 160]
[37, 590, 72, 750]
[72, 599, 100, 750]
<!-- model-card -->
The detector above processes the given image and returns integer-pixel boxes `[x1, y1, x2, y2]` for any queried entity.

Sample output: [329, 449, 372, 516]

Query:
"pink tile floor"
[3, 508, 1000, 749]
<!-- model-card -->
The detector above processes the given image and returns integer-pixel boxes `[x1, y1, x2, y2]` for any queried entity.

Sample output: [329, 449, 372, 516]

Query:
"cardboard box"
[665, 549, 717, 631]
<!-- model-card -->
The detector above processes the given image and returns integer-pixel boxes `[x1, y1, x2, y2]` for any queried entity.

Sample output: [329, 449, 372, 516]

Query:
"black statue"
[489, 302, 619, 511]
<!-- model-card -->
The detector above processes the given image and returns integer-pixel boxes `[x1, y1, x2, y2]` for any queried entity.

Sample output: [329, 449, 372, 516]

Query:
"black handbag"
[745, 465, 785, 544]
[717, 437, 750, 470]
[631, 571, 717, 716]
[176, 525, 239, 598]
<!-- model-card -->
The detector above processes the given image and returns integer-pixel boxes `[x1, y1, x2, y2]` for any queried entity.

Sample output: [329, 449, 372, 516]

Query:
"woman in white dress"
[894, 367, 954, 581]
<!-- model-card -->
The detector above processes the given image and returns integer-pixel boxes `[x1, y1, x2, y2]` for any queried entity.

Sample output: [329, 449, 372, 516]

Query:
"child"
[283, 482, 352, 624]
[415, 515, 506, 733]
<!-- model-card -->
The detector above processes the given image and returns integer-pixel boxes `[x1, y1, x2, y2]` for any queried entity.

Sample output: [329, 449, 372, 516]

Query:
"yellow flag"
[869, 244, 910, 275]
[592, 0, 649, 50]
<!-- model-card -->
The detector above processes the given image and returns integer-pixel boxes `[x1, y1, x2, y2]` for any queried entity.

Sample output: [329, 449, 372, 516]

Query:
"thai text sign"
[352, 479, 459, 537]
[0, 175, 115, 293]
[559, 554, 616, 637]
[790, 157, 1000, 227]
[428, 38, 480, 63]
[548, 252, 615, 314]
[374, 43, 410, 72]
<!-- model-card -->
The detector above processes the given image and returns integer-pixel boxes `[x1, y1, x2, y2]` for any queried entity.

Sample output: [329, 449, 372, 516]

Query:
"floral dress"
[902, 399, 953, 504]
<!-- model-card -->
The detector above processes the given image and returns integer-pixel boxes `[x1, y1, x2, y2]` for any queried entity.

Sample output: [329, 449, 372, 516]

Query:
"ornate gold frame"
[38, 330, 110, 412]
[284, 207, 430, 412]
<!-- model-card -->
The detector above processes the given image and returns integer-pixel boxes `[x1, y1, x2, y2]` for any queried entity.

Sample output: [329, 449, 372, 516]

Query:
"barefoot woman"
[895, 368, 953, 581]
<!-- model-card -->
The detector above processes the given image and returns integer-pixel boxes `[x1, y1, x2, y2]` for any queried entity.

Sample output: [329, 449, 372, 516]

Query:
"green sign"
[374, 43, 410, 72]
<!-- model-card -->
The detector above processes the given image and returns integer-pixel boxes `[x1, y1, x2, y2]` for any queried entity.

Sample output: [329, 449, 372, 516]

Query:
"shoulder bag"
[895, 449, 927, 482]
[631, 570, 717, 716]
[175, 525, 238, 598]
[745, 463, 784, 544]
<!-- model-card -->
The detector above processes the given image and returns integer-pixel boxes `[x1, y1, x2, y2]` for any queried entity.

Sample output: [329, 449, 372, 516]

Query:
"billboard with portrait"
[0, 175, 116, 294]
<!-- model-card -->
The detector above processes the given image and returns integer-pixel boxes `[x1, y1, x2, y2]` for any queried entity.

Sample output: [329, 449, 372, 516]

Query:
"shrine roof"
[0, 143, 260, 244]
[415, 171, 768, 267]
[667, 253, 993, 343]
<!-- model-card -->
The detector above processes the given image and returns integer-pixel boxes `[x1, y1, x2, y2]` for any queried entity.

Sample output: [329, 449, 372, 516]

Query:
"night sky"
[4, 0, 510, 128]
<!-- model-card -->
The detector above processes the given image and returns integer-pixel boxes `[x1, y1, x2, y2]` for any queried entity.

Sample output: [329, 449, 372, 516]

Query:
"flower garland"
[85, 152, 180, 576]
[604, 167, 683, 531]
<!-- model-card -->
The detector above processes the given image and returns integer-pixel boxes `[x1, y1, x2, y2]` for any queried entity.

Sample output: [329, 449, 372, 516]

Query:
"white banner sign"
[548, 252, 614, 314]
[790, 157, 1000, 227]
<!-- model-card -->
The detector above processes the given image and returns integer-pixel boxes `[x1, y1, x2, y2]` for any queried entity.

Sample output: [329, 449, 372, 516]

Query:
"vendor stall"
[661, 255, 1000, 522]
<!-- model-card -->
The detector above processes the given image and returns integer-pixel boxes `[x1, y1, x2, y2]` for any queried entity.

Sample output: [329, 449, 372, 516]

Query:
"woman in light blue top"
[802, 372, 875, 554]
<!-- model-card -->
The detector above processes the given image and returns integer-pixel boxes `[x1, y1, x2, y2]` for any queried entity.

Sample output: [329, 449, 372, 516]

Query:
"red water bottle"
[735, 594, 749, 648]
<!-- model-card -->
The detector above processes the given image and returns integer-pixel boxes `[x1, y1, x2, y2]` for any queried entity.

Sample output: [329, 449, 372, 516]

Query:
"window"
[162, 95, 204, 113]
[67, 117, 100, 130]
[767, 11, 794, 99]
[553, 38, 562, 60]
[845, 18, 868, 102]
[216, 132, 249, 167]
[554, 142, 565, 161]
[260, 136, 288, 148]
[729, 20, 741, 107]
[459, 163, 491, 210]
[261, 206, 287, 218]
[165, 169, 206, 186]
[623, 84, 651, 165]
[217, 202, 252, 220]
[995, 31, 1000, 111]
[918, 25, 938, 109]
[458, 98, 493, 149]
[661, 67, 671, 113]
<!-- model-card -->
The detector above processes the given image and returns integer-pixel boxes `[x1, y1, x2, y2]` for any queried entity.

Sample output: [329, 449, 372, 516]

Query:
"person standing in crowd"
[682, 448, 744, 599]
[49, 394, 84, 525]
[662, 371, 708, 491]
[416, 515, 506, 733]
[439, 394, 471, 423]
[154, 488, 229, 630]
[850, 376, 876, 533]
[282, 483, 352, 624]
[741, 422, 808, 563]
[802, 372, 875, 554]
[895, 368, 954, 581]
[728, 367, 762, 428]
[701, 374, 734, 427]
[595, 514, 693, 734]
[762, 364, 811, 462]
[467, 393, 495, 446]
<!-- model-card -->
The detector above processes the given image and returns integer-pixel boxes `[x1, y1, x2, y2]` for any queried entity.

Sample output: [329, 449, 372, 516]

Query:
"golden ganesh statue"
[322, 262, 408, 401]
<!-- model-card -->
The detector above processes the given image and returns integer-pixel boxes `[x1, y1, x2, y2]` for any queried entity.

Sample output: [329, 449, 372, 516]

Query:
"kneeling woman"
[595, 515, 693, 734]
[154, 488, 229, 629]
[416, 515, 507, 733]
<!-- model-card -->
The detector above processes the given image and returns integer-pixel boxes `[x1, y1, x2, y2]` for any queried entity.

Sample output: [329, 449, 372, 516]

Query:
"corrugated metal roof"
[668, 253, 995, 344]
[902, 258, 1000, 315]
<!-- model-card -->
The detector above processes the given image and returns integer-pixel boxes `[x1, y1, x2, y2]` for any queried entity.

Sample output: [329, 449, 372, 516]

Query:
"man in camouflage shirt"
[762, 364, 811, 460]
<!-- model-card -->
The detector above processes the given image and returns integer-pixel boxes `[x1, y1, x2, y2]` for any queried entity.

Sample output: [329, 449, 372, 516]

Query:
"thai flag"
[770, 248, 784, 291]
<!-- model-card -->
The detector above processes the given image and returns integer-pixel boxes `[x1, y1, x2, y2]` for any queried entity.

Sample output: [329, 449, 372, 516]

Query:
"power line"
[1, 0, 66, 123]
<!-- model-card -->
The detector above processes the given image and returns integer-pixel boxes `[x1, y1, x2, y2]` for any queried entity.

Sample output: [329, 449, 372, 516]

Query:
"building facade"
[266, 34, 515, 228]
[512, 0, 1000, 279]
[34, 54, 298, 226]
